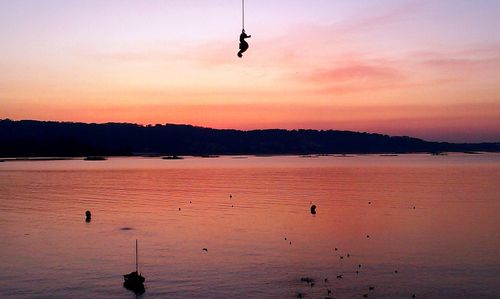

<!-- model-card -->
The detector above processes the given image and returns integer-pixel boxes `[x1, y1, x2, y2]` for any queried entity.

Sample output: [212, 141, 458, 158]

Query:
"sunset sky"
[1, 0, 500, 142]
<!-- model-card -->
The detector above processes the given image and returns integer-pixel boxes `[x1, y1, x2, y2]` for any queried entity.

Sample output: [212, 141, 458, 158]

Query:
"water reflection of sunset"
[1, 155, 499, 297]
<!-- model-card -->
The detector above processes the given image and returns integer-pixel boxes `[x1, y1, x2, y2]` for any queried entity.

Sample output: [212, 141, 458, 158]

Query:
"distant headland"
[0, 119, 498, 157]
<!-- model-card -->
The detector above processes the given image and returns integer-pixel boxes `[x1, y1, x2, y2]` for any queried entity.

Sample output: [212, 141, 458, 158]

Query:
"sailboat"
[123, 239, 145, 293]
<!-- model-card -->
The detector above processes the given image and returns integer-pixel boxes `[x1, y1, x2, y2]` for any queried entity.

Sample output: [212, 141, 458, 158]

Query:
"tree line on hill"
[0, 119, 498, 157]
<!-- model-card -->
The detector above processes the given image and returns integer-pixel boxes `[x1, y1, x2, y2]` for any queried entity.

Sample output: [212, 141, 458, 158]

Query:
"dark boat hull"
[123, 271, 145, 293]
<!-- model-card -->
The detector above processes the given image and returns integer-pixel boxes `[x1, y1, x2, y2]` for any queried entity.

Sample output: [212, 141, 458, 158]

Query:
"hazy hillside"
[0, 119, 498, 157]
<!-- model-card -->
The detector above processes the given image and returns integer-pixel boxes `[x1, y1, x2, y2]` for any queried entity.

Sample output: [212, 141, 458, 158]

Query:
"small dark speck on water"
[202, 248, 208, 252]
[120, 227, 134, 231]
[85, 210, 91, 222]
[179, 208, 181, 211]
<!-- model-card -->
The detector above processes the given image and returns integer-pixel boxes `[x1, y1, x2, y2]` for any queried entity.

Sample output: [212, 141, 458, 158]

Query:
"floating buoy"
[85, 210, 91, 222]
[310, 204, 317, 214]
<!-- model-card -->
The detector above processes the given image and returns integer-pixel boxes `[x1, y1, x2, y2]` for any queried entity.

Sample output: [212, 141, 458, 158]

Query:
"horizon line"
[2, 118, 499, 145]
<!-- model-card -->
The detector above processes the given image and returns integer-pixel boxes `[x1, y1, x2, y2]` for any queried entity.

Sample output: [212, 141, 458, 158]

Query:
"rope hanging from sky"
[237, 0, 251, 58]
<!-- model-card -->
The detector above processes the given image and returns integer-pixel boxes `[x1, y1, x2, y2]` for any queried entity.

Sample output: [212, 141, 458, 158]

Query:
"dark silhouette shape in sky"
[238, 29, 251, 58]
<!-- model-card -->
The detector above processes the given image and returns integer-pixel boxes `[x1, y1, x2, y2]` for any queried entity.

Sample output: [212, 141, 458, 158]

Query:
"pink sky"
[1, 0, 500, 142]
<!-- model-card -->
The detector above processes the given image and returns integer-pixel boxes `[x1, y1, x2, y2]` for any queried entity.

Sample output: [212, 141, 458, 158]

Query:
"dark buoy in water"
[310, 204, 317, 215]
[85, 210, 91, 222]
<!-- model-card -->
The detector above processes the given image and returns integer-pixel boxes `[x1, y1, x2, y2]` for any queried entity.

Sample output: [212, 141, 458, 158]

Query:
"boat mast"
[136, 239, 139, 273]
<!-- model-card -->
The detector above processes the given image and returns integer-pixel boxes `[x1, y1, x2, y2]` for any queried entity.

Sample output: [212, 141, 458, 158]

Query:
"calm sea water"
[1, 154, 499, 298]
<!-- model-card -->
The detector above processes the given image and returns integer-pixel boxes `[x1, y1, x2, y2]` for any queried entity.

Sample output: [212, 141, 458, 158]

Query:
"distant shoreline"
[0, 152, 490, 161]
[1, 119, 499, 157]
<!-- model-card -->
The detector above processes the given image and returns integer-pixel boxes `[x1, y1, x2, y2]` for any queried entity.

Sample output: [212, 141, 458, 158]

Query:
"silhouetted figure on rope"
[237, 29, 251, 58]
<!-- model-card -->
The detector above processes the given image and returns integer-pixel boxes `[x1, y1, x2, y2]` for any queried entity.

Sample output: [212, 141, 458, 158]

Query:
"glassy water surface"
[1, 154, 499, 298]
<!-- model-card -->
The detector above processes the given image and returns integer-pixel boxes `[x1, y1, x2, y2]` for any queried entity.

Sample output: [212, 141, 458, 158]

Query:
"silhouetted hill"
[0, 119, 498, 157]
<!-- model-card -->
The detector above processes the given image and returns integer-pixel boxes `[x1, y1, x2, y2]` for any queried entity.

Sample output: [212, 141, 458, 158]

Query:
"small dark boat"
[123, 239, 145, 293]
[84, 156, 107, 161]
[162, 155, 183, 160]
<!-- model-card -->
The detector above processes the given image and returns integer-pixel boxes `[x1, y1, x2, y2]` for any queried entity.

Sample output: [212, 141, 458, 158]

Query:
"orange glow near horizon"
[1, 1, 500, 142]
